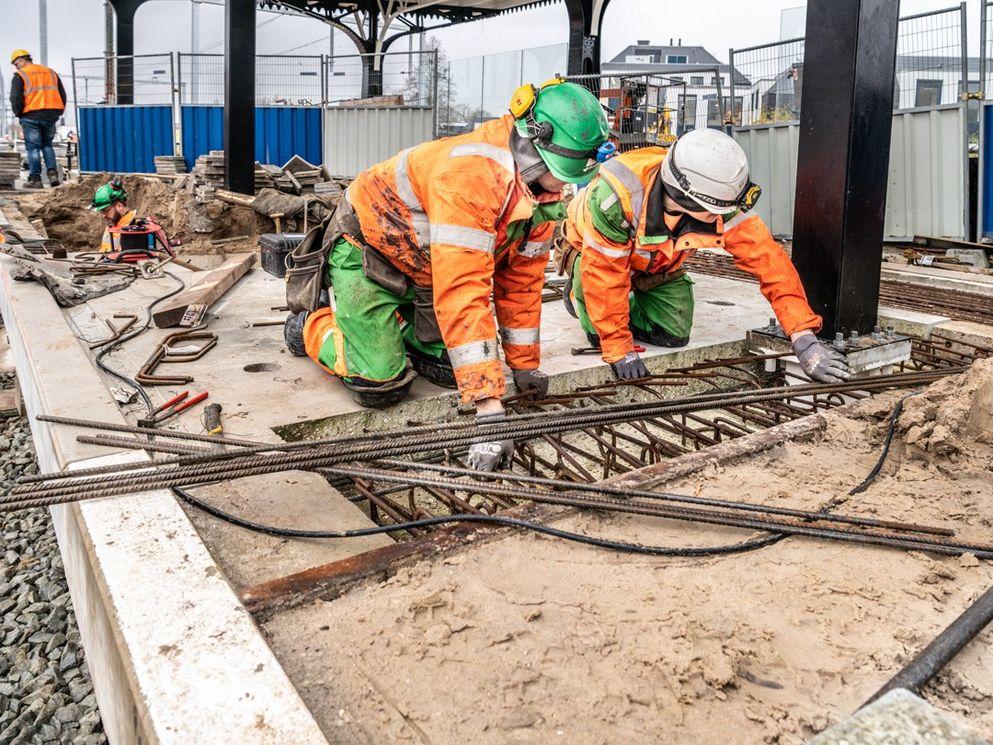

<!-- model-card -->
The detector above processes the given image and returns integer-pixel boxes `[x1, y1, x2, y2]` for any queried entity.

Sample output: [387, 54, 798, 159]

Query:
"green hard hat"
[90, 180, 127, 212]
[513, 80, 608, 184]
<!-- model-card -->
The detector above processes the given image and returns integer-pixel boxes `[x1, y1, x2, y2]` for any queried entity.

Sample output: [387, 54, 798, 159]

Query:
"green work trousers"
[315, 237, 447, 382]
[571, 256, 696, 343]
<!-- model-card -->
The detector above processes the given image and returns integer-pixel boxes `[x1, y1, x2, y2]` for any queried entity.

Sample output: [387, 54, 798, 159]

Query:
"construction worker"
[91, 180, 136, 252]
[560, 128, 849, 384]
[284, 80, 609, 470]
[9, 50, 66, 188]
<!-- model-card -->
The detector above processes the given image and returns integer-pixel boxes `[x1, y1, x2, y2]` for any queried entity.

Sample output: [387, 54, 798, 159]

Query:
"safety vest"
[345, 115, 563, 403]
[565, 147, 821, 362]
[17, 63, 64, 114]
[99, 210, 136, 253]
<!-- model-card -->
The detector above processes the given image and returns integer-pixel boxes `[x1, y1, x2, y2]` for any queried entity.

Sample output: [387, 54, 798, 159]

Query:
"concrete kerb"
[0, 257, 329, 744]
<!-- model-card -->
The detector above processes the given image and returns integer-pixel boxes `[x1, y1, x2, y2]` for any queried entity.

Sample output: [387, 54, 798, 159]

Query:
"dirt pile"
[15, 173, 268, 253]
[898, 358, 993, 462]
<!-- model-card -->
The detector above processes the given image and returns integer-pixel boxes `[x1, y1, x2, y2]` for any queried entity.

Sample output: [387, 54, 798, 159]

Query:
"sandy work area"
[262, 361, 993, 744]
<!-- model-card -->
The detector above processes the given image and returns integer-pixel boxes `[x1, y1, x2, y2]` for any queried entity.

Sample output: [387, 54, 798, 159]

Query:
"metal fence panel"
[731, 123, 798, 236]
[180, 106, 322, 169]
[79, 105, 174, 173]
[323, 107, 434, 178]
[886, 105, 967, 239]
[178, 54, 324, 105]
[735, 106, 965, 240]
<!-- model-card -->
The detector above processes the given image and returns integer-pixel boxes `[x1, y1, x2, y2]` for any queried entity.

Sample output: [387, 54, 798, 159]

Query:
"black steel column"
[791, 0, 900, 336]
[565, 0, 609, 79]
[109, 0, 142, 105]
[224, 0, 256, 194]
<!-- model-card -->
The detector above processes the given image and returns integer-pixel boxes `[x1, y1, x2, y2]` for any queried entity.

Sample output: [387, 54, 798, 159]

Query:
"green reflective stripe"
[588, 180, 631, 244]
[449, 143, 515, 172]
[584, 230, 629, 259]
[430, 223, 495, 253]
[448, 339, 499, 369]
[602, 157, 645, 223]
[500, 326, 539, 345]
[520, 239, 551, 257]
[393, 147, 430, 247]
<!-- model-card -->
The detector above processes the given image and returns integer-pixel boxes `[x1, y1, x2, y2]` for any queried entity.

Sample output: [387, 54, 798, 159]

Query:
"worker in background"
[91, 180, 136, 252]
[9, 50, 66, 189]
[284, 80, 609, 470]
[559, 128, 849, 384]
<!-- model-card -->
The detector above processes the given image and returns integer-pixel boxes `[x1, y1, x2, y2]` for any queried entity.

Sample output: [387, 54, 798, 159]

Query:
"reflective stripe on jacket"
[564, 147, 822, 363]
[345, 115, 561, 402]
[17, 64, 64, 115]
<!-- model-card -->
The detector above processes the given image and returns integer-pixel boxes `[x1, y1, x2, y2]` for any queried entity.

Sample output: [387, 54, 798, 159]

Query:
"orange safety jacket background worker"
[564, 147, 822, 363]
[345, 114, 562, 402]
[16, 63, 65, 115]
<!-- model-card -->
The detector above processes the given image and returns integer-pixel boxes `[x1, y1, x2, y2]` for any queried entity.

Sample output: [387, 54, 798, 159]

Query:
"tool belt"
[285, 198, 443, 343]
[553, 231, 580, 278]
[632, 267, 686, 292]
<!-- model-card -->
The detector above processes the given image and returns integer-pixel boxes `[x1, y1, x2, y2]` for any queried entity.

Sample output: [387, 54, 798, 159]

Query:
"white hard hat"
[660, 128, 751, 214]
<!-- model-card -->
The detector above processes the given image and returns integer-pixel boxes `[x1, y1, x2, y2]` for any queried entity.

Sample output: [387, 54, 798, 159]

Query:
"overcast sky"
[2, 0, 976, 98]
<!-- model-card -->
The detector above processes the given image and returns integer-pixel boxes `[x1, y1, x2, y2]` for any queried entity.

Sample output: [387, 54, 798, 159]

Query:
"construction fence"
[729, 3, 972, 241]
[71, 50, 439, 176]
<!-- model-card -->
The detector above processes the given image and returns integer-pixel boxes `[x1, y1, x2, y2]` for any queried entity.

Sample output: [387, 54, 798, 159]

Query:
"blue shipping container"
[79, 105, 174, 173]
[180, 106, 322, 171]
[983, 103, 993, 238]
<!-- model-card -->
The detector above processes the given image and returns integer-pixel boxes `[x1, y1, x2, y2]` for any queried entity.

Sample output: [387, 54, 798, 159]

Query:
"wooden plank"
[0, 389, 18, 417]
[214, 189, 256, 208]
[152, 254, 255, 328]
[913, 234, 993, 254]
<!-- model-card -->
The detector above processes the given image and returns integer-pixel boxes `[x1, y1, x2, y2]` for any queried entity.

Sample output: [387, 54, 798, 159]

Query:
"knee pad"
[633, 325, 689, 348]
[407, 346, 458, 389]
[342, 365, 417, 409]
[284, 311, 309, 357]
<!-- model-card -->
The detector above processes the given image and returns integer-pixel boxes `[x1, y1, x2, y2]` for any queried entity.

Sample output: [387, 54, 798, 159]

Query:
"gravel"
[0, 375, 107, 745]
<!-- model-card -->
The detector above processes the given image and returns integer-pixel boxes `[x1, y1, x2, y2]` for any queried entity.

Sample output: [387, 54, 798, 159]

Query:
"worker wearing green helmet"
[283, 80, 608, 471]
[91, 179, 136, 253]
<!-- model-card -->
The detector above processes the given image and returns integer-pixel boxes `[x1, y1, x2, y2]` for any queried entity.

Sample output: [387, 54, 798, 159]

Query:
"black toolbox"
[259, 233, 305, 278]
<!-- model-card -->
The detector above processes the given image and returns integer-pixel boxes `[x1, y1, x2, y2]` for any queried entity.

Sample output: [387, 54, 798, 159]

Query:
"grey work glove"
[792, 333, 851, 383]
[467, 413, 515, 472]
[610, 351, 650, 381]
[512, 369, 550, 399]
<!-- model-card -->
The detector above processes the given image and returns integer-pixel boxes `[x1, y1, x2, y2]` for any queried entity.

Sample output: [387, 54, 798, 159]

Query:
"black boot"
[283, 311, 309, 357]
[24, 177, 42, 190]
[407, 345, 458, 389]
[342, 366, 418, 409]
[47, 169, 60, 187]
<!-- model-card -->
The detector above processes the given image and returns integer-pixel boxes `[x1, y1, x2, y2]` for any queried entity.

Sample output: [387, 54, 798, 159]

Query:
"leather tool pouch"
[553, 232, 579, 278]
[361, 246, 409, 297]
[284, 221, 330, 314]
[632, 267, 686, 292]
[411, 285, 443, 344]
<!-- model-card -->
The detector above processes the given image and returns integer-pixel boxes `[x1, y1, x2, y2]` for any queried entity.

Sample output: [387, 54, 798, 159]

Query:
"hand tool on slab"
[571, 344, 645, 356]
[202, 403, 223, 435]
[138, 391, 209, 428]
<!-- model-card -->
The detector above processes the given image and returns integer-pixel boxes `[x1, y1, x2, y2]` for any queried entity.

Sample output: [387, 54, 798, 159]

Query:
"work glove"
[467, 413, 515, 472]
[610, 351, 649, 381]
[792, 332, 851, 383]
[512, 369, 550, 400]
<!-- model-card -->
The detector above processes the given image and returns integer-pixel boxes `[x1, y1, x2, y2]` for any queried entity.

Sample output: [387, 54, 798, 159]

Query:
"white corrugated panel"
[734, 104, 965, 239]
[323, 107, 435, 178]
[732, 123, 798, 237]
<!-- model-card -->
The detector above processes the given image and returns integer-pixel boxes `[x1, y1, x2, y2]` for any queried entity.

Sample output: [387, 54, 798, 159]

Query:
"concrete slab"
[882, 263, 993, 297]
[0, 256, 329, 743]
[808, 689, 988, 744]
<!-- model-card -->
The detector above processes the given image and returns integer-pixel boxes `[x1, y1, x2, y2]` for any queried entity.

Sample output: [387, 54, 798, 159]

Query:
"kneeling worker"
[285, 80, 609, 469]
[560, 128, 849, 383]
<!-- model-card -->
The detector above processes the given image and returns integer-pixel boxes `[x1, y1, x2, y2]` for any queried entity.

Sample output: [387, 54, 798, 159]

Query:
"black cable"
[848, 393, 915, 496]
[172, 486, 781, 558]
[93, 270, 186, 413]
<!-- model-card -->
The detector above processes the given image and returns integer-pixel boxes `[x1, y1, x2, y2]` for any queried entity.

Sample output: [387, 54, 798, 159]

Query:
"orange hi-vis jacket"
[563, 147, 822, 363]
[345, 115, 563, 402]
[17, 63, 64, 114]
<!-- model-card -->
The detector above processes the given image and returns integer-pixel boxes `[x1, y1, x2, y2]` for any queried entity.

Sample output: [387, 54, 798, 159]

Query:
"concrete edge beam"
[0, 257, 327, 743]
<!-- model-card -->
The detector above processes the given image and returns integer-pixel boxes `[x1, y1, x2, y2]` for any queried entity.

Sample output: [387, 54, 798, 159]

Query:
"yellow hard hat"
[10, 49, 30, 64]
